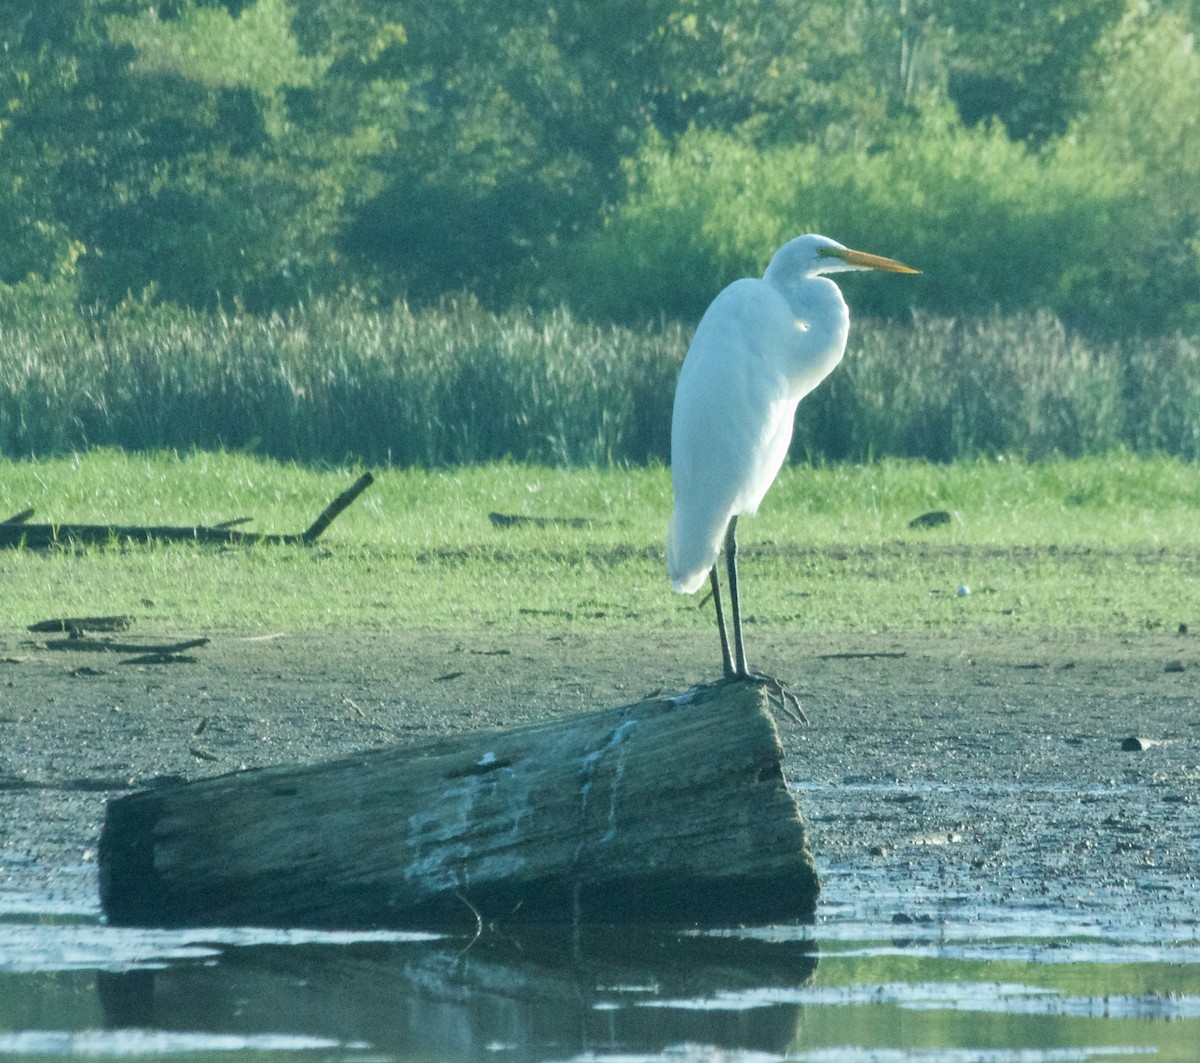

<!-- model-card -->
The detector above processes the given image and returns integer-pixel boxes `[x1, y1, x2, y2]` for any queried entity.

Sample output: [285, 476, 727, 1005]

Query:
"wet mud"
[1, 626, 1198, 929]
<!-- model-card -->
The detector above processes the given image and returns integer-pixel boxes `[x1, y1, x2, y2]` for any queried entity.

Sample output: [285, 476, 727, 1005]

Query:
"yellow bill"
[825, 247, 921, 274]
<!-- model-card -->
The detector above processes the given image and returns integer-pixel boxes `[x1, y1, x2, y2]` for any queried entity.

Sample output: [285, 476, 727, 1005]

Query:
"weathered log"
[99, 681, 819, 931]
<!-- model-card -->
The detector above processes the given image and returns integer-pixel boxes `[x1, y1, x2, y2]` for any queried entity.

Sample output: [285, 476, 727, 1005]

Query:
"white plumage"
[667, 233, 918, 693]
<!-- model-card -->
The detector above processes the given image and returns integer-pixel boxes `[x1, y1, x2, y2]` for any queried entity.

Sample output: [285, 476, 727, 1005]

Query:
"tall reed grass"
[1, 297, 1197, 465]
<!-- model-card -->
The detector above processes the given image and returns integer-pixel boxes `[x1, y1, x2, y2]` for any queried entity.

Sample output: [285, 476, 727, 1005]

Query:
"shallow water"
[2, 878, 1197, 1063]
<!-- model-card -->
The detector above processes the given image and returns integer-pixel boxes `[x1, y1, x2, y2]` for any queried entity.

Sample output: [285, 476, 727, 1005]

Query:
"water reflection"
[4, 917, 1200, 1062]
[94, 929, 819, 1061]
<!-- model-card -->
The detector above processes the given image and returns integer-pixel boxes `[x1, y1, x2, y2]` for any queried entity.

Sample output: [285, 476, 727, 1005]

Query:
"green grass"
[1, 450, 1196, 638]
[2, 297, 1199, 466]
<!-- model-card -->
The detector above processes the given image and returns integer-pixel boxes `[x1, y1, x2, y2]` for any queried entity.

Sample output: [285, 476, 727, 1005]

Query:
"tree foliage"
[0, 0, 1197, 335]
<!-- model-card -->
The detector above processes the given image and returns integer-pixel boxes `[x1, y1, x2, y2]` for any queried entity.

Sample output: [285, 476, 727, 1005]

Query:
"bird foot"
[721, 670, 807, 724]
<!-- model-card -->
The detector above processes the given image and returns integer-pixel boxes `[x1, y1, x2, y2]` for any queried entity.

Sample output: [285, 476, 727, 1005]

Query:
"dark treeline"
[2, 0, 1199, 337]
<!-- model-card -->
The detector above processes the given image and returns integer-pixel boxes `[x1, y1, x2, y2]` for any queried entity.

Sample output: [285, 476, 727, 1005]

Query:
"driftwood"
[1, 473, 373, 549]
[43, 635, 209, 656]
[28, 616, 133, 634]
[99, 681, 819, 931]
[24, 617, 208, 665]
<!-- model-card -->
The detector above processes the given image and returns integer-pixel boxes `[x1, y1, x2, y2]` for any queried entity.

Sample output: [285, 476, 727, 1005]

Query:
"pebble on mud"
[1120, 736, 1161, 752]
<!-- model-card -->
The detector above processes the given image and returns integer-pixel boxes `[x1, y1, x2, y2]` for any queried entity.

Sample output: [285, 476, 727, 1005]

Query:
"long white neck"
[771, 273, 851, 402]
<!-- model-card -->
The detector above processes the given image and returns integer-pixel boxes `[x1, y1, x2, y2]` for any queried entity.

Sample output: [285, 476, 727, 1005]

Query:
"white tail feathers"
[667, 510, 721, 594]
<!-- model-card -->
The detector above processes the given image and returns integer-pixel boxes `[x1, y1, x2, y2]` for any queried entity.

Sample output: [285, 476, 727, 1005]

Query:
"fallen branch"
[27, 616, 133, 635]
[43, 636, 210, 655]
[0, 473, 374, 550]
[300, 474, 376, 543]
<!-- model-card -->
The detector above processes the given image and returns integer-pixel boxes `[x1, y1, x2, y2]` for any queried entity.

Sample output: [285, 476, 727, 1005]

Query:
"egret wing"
[668, 279, 799, 593]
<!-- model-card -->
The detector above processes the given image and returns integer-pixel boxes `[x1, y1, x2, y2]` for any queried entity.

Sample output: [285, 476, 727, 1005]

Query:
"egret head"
[765, 234, 920, 283]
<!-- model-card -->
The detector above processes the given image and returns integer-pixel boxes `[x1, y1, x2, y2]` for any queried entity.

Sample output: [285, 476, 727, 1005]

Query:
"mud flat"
[1, 627, 1198, 929]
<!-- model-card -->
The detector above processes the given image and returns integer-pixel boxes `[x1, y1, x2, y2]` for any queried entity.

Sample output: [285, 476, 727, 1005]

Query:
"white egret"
[667, 234, 919, 714]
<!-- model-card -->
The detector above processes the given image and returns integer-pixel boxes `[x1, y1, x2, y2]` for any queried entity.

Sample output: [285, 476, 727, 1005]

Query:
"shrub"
[548, 119, 1154, 335]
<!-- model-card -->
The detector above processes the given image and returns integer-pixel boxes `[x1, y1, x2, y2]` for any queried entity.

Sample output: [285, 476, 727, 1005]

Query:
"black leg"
[718, 516, 808, 724]
[724, 516, 750, 677]
[708, 565, 735, 678]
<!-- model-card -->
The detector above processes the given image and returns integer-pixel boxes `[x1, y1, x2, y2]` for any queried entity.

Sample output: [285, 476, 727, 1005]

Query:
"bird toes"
[722, 670, 807, 725]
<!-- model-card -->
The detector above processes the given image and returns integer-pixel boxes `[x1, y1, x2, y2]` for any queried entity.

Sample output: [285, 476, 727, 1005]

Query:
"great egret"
[667, 234, 919, 713]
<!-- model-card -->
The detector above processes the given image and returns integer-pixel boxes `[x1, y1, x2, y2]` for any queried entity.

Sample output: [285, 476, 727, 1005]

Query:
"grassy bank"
[1, 450, 1195, 639]
[2, 299, 1199, 466]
